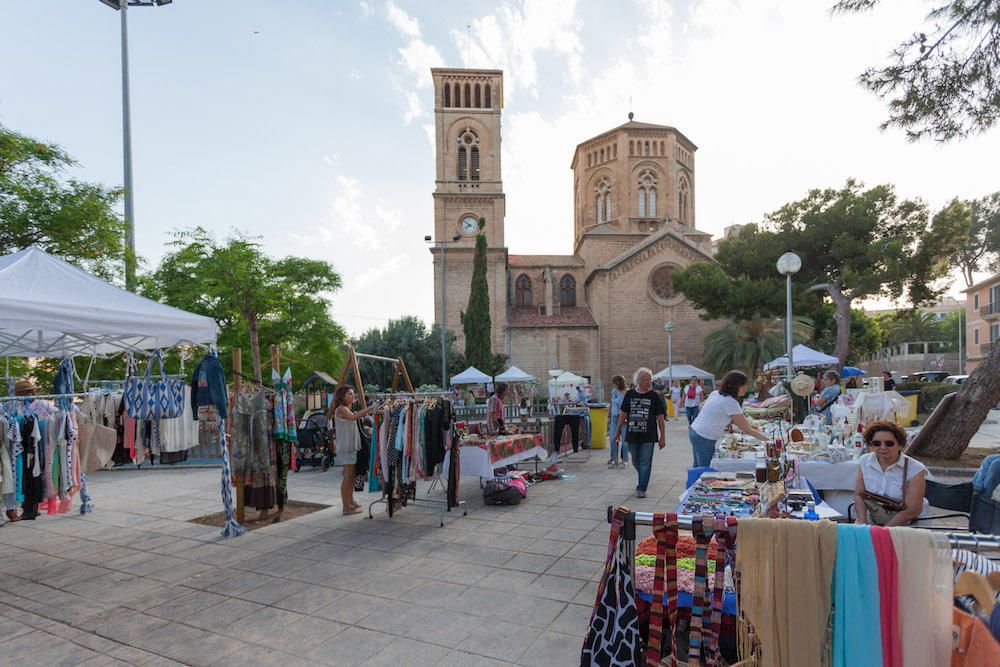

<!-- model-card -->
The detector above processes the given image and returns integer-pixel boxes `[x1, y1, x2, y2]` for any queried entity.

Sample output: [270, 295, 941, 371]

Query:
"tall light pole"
[99, 0, 172, 290]
[426, 234, 461, 388]
[776, 252, 802, 380]
[664, 321, 675, 412]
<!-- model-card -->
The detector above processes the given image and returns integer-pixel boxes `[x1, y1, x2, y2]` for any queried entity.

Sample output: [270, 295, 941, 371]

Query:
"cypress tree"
[461, 219, 492, 370]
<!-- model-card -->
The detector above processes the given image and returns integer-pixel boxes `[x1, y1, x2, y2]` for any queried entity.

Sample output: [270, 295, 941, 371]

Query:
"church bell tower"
[430, 68, 508, 354]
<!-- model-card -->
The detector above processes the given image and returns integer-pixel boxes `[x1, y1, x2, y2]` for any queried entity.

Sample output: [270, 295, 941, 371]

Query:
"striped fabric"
[647, 513, 668, 665]
[689, 518, 709, 665]
[707, 517, 728, 663]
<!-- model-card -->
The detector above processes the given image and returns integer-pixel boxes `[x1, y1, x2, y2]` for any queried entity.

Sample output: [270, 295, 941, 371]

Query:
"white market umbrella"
[450, 366, 492, 385]
[495, 365, 536, 383]
[652, 364, 715, 382]
[764, 344, 839, 372]
[0, 246, 217, 357]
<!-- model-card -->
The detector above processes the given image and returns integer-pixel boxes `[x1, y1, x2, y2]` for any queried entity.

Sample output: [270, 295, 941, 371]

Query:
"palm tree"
[884, 310, 942, 345]
[703, 316, 813, 379]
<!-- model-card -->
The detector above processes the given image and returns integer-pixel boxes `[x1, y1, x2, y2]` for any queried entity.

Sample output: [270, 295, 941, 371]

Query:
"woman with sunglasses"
[853, 420, 928, 526]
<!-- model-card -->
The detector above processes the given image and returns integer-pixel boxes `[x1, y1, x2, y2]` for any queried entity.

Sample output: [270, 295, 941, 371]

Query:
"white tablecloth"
[443, 445, 549, 480]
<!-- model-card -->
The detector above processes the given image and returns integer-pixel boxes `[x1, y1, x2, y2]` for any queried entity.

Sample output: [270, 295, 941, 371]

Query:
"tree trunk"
[247, 310, 263, 383]
[906, 343, 1000, 459]
[806, 283, 852, 368]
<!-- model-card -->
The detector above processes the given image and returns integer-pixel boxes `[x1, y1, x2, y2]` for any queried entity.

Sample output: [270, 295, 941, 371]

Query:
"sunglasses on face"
[869, 439, 898, 448]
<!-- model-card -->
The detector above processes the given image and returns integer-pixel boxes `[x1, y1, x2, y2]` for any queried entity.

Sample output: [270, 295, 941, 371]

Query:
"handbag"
[581, 506, 641, 666]
[861, 457, 908, 526]
[124, 350, 185, 420]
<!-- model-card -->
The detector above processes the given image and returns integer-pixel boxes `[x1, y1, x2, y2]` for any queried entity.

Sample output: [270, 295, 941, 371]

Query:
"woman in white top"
[669, 381, 682, 420]
[680, 377, 704, 425]
[689, 370, 768, 467]
[854, 420, 927, 526]
[332, 385, 379, 516]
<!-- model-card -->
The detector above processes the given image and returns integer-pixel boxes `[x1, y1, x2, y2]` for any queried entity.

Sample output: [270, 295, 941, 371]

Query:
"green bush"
[895, 381, 958, 412]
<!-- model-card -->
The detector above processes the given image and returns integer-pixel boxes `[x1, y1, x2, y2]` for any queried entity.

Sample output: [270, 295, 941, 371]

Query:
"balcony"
[981, 340, 1000, 355]
[980, 302, 1000, 320]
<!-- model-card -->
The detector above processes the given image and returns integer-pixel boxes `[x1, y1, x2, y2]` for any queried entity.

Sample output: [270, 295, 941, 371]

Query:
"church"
[430, 67, 716, 397]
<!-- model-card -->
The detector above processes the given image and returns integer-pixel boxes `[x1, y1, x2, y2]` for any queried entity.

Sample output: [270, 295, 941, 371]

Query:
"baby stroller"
[295, 411, 333, 471]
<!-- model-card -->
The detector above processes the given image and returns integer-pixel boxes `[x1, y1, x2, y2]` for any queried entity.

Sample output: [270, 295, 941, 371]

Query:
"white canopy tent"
[450, 366, 492, 386]
[495, 365, 536, 383]
[0, 247, 217, 357]
[550, 370, 588, 386]
[764, 344, 839, 372]
[653, 364, 715, 383]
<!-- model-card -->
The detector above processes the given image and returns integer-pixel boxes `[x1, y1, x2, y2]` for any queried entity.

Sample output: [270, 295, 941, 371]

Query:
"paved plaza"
[0, 420, 695, 666]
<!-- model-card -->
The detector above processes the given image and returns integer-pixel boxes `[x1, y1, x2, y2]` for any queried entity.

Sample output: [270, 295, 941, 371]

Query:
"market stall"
[441, 432, 547, 480]
[0, 247, 224, 529]
[763, 343, 838, 372]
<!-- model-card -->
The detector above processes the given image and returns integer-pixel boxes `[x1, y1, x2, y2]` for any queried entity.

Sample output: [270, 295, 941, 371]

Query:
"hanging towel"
[888, 527, 951, 667]
[832, 524, 882, 667]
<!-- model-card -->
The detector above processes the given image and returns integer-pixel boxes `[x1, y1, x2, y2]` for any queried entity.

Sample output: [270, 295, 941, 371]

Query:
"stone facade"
[430, 67, 717, 397]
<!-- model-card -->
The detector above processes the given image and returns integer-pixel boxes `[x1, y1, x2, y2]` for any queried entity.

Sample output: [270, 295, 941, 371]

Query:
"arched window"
[600, 148, 604, 162]
[629, 141, 634, 155]
[453, 82, 461, 107]
[594, 177, 612, 223]
[644, 141, 650, 156]
[678, 174, 691, 224]
[485, 85, 491, 108]
[660, 141, 665, 155]
[638, 169, 658, 218]
[456, 129, 479, 181]
[559, 275, 577, 306]
[443, 84, 450, 107]
[464, 83, 471, 108]
[515, 275, 532, 307]
[474, 83, 481, 108]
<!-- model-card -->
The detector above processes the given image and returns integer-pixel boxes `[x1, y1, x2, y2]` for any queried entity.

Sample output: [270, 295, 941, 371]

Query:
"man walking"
[612, 367, 667, 498]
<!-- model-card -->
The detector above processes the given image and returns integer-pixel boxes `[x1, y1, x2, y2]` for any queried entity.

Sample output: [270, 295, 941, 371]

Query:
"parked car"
[943, 375, 969, 385]
[910, 371, 950, 383]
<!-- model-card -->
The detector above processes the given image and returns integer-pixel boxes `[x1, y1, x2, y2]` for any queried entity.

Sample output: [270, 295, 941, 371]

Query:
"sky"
[1, 0, 997, 336]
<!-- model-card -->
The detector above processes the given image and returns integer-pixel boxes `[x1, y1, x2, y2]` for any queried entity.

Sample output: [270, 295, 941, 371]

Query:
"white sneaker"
[607, 460, 616, 468]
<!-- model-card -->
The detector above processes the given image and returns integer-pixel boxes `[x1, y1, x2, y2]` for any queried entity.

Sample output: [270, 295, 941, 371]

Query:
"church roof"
[508, 254, 585, 267]
[573, 119, 698, 158]
[508, 306, 598, 328]
[587, 227, 715, 281]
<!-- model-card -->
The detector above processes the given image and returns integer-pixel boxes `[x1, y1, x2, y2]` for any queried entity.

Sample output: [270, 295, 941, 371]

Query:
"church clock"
[460, 216, 480, 236]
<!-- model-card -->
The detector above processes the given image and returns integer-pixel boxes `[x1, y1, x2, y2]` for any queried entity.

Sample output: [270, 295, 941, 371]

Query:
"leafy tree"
[702, 316, 813, 378]
[353, 316, 461, 389]
[144, 227, 346, 382]
[0, 124, 125, 280]
[811, 306, 887, 363]
[461, 219, 492, 371]
[937, 309, 964, 353]
[834, 0, 1000, 141]
[954, 192, 1000, 286]
[675, 180, 962, 368]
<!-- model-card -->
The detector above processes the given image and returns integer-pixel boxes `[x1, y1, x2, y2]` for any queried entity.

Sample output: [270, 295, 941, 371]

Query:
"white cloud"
[350, 252, 408, 291]
[402, 90, 423, 124]
[322, 152, 341, 165]
[358, 1, 373, 19]
[452, 0, 584, 100]
[349, 68, 362, 80]
[385, 1, 420, 39]
[396, 37, 444, 86]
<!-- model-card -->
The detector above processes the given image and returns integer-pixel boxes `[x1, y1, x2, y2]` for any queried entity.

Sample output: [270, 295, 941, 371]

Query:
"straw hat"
[790, 373, 815, 398]
[14, 378, 38, 396]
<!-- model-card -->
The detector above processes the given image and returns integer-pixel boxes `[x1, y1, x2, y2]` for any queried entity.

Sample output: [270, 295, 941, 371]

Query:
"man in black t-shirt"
[612, 367, 666, 498]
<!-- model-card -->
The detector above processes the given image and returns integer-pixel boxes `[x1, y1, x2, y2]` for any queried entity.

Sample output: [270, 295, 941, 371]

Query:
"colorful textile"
[832, 524, 882, 667]
[217, 417, 244, 538]
[232, 390, 278, 511]
[889, 528, 951, 667]
[271, 367, 298, 442]
[467, 433, 545, 464]
[871, 526, 902, 667]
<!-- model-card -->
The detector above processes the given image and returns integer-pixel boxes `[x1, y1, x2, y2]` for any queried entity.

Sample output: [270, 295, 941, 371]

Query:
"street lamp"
[776, 252, 802, 380]
[99, 0, 173, 291]
[426, 234, 462, 388]
[664, 321, 675, 413]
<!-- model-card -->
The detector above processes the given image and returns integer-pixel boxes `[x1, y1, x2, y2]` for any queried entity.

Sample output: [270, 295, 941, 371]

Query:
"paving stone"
[460, 618, 542, 663]
[307, 627, 393, 662]
[364, 636, 452, 666]
[236, 578, 310, 605]
[313, 592, 388, 624]
[502, 552, 560, 574]
[520, 630, 582, 667]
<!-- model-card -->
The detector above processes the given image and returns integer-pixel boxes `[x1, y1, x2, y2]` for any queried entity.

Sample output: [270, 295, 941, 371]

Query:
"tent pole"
[266, 344, 281, 521]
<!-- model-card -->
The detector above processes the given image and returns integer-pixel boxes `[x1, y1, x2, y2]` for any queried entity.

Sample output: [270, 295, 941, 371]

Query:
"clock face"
[460, 216, 479, 235]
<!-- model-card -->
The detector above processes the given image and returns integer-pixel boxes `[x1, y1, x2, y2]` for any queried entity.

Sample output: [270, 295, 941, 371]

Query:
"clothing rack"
[0, 391, 91, 402]
[605, 506, 1000, 554]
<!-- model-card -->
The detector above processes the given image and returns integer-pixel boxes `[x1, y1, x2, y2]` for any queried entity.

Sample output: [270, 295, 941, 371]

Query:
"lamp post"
[776, 252, 802, 380]
[664, 321, 675, 414]
[98, 0, 172, 290]
[426, 234, 462, 388]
